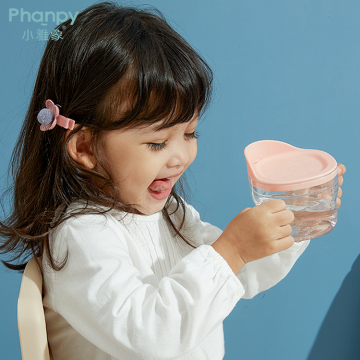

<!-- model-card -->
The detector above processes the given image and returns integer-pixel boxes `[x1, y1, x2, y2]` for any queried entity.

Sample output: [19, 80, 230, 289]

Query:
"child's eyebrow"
[135, 117, 199, 135]
[134, 123, 166, 135]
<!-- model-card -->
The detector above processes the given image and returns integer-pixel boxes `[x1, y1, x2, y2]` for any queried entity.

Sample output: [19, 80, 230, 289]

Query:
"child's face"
[99, 116, 198, 215]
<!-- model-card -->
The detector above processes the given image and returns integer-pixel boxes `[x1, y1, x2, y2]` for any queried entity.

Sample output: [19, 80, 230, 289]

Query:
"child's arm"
[186, 202, 308, 299]
[236, 239, 309, 298]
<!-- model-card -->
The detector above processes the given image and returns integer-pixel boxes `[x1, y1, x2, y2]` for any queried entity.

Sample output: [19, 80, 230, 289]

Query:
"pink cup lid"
[244, 140, 338, 191]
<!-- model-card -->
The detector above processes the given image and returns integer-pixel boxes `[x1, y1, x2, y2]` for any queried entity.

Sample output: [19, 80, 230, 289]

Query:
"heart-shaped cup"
[244, 140, 338, 241]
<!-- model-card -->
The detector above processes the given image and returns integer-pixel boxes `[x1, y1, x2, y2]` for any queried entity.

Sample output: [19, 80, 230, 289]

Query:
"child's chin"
[135, 200, 167, 216]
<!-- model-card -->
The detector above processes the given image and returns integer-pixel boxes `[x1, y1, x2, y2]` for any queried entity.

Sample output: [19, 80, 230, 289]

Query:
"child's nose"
[167, 142, 190, 168]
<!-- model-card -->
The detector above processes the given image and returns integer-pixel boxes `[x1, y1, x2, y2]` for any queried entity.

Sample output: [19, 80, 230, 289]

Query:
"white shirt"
[43, 202, 309, 360]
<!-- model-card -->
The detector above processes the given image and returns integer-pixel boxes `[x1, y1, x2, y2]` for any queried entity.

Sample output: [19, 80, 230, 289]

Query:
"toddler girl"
[0, 2, 345, 359]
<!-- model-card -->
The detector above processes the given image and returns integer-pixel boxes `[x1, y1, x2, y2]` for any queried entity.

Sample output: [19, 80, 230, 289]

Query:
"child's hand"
[212, 200, 294, 274]
[337, 163, 346, 209]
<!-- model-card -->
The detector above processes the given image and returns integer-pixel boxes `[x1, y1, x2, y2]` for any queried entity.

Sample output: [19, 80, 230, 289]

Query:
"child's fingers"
[273, 235, 295, 253]
[261, 199, 287, 213]
[317, 193, 332, 200]
[337, 163, 346, 176]
[337, 164, 345, 189]
[338, 176, 344, 187]
[337, 187, 343, 199]
[336, 197, 341, 209]
[277, 224, 292, 239]
[337, 166, 343, 209]
[274, 209, 294, 226]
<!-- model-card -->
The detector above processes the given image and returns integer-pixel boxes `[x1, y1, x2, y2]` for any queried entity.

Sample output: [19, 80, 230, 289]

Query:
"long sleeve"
[186, 204, 310, 299]
[43, 213, 244, 360]
[236, 240, 309, 299]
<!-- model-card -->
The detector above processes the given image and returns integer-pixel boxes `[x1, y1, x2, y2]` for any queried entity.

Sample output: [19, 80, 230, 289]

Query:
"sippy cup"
[244, 140, 338, 242]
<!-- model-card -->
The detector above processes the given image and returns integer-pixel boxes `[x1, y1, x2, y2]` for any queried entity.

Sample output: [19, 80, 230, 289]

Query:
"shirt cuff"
[196, 244, 244, 298]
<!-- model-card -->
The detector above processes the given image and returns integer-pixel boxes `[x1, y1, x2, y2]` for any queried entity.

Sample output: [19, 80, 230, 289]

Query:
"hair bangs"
[96, 11, 213, 131]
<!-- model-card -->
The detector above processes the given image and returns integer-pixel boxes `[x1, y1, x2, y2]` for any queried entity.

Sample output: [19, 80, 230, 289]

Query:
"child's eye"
[147, 141, 167, 151]
[185, 131, 199, 139]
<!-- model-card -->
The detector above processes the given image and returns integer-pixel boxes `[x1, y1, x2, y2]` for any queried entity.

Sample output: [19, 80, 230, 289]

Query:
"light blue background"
[1, 1, 359, 359]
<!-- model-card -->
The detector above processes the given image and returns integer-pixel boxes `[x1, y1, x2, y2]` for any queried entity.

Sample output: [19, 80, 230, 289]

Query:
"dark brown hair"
[0, 2, 213, 271]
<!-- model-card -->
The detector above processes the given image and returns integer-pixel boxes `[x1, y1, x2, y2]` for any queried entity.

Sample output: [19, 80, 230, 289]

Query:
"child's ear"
[66, 128, 96, 169]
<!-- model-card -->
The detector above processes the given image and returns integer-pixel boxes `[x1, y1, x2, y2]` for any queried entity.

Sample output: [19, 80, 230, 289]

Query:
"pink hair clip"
[37, 100, 75, 131]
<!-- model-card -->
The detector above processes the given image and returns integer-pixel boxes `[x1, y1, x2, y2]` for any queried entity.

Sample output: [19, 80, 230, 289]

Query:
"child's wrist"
[212, 235, 245, 275]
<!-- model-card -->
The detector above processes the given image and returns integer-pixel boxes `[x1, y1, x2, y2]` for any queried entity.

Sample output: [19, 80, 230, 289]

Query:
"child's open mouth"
[148, 178, 172, 200]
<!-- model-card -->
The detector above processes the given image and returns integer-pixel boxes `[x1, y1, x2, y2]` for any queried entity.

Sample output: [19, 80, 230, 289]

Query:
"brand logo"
[9, 8, 79, 42]
[9, 8, 79, 26]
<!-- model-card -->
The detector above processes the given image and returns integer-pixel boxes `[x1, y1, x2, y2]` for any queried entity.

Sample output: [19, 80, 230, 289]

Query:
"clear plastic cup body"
[249, 175, 338, 241]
